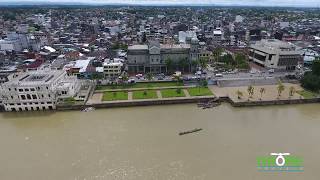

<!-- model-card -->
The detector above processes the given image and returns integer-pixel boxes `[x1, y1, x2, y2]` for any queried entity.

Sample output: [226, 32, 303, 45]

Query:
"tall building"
[249, 39, 301, 70]
[0, 70, 81, 111]
[127, 40, 199, 74]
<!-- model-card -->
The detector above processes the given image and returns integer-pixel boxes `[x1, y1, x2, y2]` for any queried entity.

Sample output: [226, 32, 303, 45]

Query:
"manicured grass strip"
[96, 81, 183, 90]
[102, 91, 128, 101]
[297, 90, 318, 99]
[161, 89, 186, 98]
[132, 90, 157, 99]
[187, 87, 213, 96]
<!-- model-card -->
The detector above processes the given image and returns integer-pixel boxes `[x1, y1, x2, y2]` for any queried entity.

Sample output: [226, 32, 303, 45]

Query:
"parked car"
[268, 69, 275, 73]
[215, 73, 223, 77]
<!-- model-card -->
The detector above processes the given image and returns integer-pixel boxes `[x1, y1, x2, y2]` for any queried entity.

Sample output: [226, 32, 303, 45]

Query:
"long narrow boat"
[179, 128, 203, 136]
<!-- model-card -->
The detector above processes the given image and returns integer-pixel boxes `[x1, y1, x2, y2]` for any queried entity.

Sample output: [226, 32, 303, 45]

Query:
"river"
[0, 103, 320, 180]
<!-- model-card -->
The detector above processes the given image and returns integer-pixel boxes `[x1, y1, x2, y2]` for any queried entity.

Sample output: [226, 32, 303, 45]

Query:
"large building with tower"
[127, 39, 200, 74]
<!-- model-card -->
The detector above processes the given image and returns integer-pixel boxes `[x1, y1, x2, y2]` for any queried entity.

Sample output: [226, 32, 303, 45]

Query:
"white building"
[103, 58, 124, 78]
[235, 15, 244, 23]
[178, 31, 197, 44]
[0, 70, 81, 111]
[249, 39, 301, 70]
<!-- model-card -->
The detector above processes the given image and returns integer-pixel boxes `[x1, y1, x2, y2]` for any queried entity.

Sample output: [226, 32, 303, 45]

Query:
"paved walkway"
[86, 93, 103, 105]
[183, 89, 191, 97]
[209, 83, 304, 102]
[156, 90, 162, 99]
[128, 91, 133, 100]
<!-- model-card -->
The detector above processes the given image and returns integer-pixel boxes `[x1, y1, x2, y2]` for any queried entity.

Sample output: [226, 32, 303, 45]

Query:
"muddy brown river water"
[0, 103, 320, 180]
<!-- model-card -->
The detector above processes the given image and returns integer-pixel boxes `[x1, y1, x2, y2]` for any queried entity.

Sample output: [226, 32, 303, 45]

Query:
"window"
[21, 95, 26, 100]
[25, 88, 29, 92]
[27, 94, 31, 100]
[30, 88, 35, 91]
[19, 89, 23, 92]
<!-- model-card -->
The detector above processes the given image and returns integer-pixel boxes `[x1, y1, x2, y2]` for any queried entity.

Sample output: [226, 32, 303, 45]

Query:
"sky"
[0, 0, 319, 7]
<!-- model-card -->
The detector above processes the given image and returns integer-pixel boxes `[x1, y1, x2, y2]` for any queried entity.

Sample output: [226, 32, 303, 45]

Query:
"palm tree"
[277, 80, 285, 98]
[289, 86, 296, 98]
[259, 87, 266, 100]
[236, 90, 243, 99]
[247, 85, 254, 99]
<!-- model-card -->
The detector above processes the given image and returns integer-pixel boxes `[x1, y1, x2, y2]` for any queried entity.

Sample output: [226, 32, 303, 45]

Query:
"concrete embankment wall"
[57, 97, 216, 111]
[227, 98, 320, 107]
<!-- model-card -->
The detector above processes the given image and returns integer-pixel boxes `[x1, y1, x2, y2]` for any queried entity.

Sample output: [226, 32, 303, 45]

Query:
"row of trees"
[212, 48, 250, 70]
[165, 58, 198, 73]
[236, 81, 296, 100]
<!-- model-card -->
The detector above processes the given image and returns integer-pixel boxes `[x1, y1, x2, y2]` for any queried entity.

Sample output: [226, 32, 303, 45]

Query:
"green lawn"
[187, 87, 213, 96]
[161, 89, 186, 98]
[102, 91, 128, 101]
[297, 90, 318, 99]
[96, 81, 183, 90]
[132, 90, 157, 99]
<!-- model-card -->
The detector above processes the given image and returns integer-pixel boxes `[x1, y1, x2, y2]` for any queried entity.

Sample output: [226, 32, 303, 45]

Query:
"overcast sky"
[2, 0, 320, 7]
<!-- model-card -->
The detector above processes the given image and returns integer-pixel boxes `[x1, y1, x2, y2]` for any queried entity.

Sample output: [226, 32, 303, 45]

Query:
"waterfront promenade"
[63, 82, 320, 111]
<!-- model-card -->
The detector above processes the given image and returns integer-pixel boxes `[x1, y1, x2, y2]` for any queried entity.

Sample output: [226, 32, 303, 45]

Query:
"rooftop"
[4, 70, 65, 86]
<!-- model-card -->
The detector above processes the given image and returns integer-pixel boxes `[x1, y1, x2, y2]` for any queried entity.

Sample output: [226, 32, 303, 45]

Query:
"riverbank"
[57, 96, 216, 110]
[59, 83, 320, 111]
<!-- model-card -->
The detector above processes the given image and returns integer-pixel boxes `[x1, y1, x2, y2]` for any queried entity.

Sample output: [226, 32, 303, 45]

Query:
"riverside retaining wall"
[57, 96, 217, 111]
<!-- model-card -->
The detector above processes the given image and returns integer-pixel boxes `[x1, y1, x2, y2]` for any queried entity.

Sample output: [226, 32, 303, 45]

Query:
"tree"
[311, 59, 320, 76]
[212, 47, 223, 61]
[146, 73, 153, 81]
[190, 60, 198, 72]
[122, 73, 128, 82]
[199, 57, 209, 70]
[289, 86, 296, 98]
[301, 59, 320, 92]
[259, 87, 266, 100]
[277, 80, 285, 98]
[165, 58, 174, 73]
[178, 58, 188, 72]
[143, 90, 147, 96]
[235, 53, 249, 70]
[247, 85, 254, 99]
[236, 90, 243, 99]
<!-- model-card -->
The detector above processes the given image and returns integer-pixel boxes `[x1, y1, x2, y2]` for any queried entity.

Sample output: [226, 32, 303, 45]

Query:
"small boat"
[179, 128, 203, 136]
[81, 107, 95, 112]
